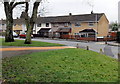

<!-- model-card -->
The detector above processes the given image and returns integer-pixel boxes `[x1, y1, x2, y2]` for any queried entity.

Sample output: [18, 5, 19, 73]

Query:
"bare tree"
[24, 0, 41, 44]
[3, 0, 26, 42]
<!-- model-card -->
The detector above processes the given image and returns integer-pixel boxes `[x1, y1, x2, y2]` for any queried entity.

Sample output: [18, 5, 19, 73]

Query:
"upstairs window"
[46, 23, 49, 27]
[89, 22, 94, 27]
[75, 22, 81, 27]
[64, 23, 69, 27]
[37, 23, 41, 27]
[53, 23, 58, 27]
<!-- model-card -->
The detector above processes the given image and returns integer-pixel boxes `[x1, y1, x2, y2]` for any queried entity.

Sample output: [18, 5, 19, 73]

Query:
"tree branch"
[12, 2, 26, 9]
[30, 2, 40, 22]
[4, 2, 10, 15]
[10, 0, 15, 6]
[25, 2, 29, 13]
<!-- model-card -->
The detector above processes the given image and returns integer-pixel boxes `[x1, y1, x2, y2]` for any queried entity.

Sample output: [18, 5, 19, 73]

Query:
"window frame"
[88, 22, 94, 27]
[75, 22, 81, 27]
[37, 23, 41, 27]
[46, 23, 49, 27]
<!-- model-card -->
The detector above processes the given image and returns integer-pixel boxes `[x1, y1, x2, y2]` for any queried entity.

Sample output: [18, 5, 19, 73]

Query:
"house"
[0, 19, 6, 32]
[0, 12, 109, 41]
[34, 12, 109, 40]
[13, 19, 26, 34]
[0, 18, 26, 34]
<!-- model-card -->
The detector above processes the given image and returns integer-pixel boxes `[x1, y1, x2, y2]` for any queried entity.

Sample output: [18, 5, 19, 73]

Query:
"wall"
[33, 23, 52, 34]
[51, 22, 71, 32]
[13, 24, 22, 31]
[71, 14, 109, 37]
[71, 22, 98, 35]
[97, 14, 109, 37]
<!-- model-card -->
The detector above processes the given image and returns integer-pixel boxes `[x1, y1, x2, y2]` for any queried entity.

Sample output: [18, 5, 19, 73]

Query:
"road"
[1, 37, 119, 59]
[31, 38, 119, 59]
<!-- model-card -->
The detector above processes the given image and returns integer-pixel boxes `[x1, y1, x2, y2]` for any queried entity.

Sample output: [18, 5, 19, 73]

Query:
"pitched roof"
[0, 13, 105, 24]
[0, 19, 25, 24]
[36, 13, 104, 23]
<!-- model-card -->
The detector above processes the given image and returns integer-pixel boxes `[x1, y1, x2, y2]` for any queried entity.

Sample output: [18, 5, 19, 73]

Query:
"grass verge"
[2, 48, 118, 82]
[0, 38, 64, 47]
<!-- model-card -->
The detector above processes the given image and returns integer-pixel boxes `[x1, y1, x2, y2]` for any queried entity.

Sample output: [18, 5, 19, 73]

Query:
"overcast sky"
[0, 0, 119, 23]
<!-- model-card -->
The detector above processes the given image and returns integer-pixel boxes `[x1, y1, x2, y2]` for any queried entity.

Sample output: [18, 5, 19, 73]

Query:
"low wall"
[60, 35, 116, 41]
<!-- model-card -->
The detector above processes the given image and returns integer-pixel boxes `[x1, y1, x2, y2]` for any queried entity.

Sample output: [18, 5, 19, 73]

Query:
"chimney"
[69, 13, 72, 16]
[38, 15, 40, 17]
[17, 17, 19, 19]
[91, 11, 94, 14]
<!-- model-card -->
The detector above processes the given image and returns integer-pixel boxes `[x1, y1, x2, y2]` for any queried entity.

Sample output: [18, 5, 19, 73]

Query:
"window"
[89, 22, 94, 26]
[46, 23, 49, 27]
[75, 22, 81, 27]
[88, 33, 95, 37]
[81, 34, 86, 37]
[37, 23, 41, 27]
[64, 23, 69, 27]
[74, 33, 79, 35]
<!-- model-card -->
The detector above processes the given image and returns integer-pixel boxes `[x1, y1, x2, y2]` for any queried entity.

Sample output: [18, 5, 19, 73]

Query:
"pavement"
[107, 42, 120, 46]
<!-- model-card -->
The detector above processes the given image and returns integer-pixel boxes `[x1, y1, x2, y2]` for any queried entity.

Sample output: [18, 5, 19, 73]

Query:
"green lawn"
[2, 48, 118, 82]
[0, 38, 64, 47]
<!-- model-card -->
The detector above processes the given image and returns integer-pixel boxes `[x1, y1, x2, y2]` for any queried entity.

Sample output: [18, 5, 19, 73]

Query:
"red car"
[19, 33, 33, 38]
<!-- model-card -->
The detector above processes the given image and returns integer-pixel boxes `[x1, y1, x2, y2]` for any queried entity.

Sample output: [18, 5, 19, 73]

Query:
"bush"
[116, 32, 120, 43]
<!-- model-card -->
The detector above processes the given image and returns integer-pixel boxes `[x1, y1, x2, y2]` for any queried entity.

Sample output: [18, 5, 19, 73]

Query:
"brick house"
[0, 18, 26, 34]
[35, 12, 109, 40]
[0, 12, 109, 41]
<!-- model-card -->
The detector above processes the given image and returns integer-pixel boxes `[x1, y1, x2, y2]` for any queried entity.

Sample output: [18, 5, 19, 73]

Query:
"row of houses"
[0, 12, 109, 41]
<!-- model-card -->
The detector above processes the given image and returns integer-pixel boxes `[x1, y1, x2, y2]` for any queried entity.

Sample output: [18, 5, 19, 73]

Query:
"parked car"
[13, 32, 18, 37]
[19, 32, 34, 38]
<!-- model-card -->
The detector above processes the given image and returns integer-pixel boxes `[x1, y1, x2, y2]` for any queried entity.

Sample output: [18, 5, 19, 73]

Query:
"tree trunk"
[4, 2, 26, 42]
[5, 18, 14, 42]
[24, 23, 33, 44]
[24, 27, 32, 44]
[4, 3, 14, 42]
[24, 1, 40, 44]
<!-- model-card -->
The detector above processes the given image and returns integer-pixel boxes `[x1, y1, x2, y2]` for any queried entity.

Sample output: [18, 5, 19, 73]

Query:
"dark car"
[19, 33, 33, 38]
